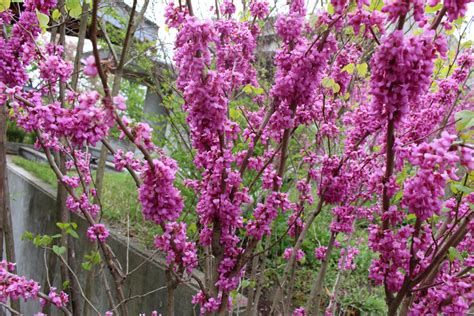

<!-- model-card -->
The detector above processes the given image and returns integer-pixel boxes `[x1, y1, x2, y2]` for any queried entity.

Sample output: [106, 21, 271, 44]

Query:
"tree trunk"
[306, 233, 336, 316]
[0, 99, 20, 313]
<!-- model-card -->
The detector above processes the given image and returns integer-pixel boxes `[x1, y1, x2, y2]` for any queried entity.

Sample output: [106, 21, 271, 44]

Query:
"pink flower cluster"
[250, 1, 269, 19]
[164, 2, 188, 28]
[0, 261, 40, 303]
[113, 150, 142, 172]
[192, 292, 223, 315]
[429, 0, 473, 21]
[402, 132, 471, 221]
[13, 91, 114, 147]
[370, 30, 437, 123]
[247, 192, 294, 239]
[82, 56, 98, 77]
[0, 260, 67, 308]
[138, 158, 184, 224]
[66, 193, 100, 218]
[39, 46, 73, 84]
[154, 222, 198, 273]
[283, 247, 305, 262]
[368, 224, 414, 292]
[24, 0, 57, 12]
[220, 0, 236, 15]
[40, 287, 69, 308]
[330, 206, 355, 234]
[314, 246, 328, 261]
[86, 224, 110, 242]
[382, 0, 426, 24]
[0, 2, 44, 88]
[338, 247, 359, 271]
[348, 9, 386, 37]
[410, 273, 474, 315]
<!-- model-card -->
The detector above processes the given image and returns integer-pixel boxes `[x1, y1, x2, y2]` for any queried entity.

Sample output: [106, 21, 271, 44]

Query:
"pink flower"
[283, 247, 305, 262]
[113, 95, 127, 111]
[86, 224, 109, 242]
[220, 0, 236, 15]
[138, 159, 184, 224]
[314, 246, 328, 261]
[82, 56, 98, 77]
[250, 1, 269, 19]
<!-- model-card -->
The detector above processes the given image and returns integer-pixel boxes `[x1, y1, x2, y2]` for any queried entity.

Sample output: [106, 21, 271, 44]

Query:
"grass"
[11, 156, 161, 247]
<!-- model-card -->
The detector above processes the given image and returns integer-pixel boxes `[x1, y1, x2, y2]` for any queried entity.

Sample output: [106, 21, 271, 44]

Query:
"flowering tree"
[0, 0, 473, 315]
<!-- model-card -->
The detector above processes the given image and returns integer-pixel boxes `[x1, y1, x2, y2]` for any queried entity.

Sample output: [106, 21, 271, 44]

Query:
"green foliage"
[65, 0, 82, 18]
[36, 10, 49, 32]
[261, 200, 385, 314]
[57, 222, 80, 239]
[7, 120, 34, 144]
[22, 230, 62, 248]
[0, 0, 10, 12]
[82, 250, 101, 271]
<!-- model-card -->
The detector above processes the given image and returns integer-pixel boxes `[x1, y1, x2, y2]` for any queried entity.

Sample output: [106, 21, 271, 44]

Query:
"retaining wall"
[7, 161, 199, 315]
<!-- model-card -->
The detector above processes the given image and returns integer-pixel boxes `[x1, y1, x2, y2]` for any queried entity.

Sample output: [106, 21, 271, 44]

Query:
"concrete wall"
[7, 162, 199, 315]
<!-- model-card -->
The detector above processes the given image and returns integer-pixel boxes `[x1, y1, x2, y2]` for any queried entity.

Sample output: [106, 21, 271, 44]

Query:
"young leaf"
[0, 0, 11, 12]
[66, 0, 82, 18]
[52, 245, 66, 256]
[321, 77, 335, 89]
[356, 63, 368, 77]
[81, 262, 92, 271]
[21, 231, 34, 241]
[341, 63, 355, 74]
[455, 110, 474, 132]
[425, 2, 442, 13]
[52, 9, 61, 21]
[36, 9, 50, 33]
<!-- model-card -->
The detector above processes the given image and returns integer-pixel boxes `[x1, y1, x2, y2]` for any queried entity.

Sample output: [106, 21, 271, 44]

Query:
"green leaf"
[67, 229, 79, 239]
[243, 84, 253, 94]
[341, 63, 355, 74]
[413, 29, 423, 36]
[327, 3, 335, 14]
[356, 63, 368, 77]
[62, 280, 70, 289]
[451, 183, 474, 194]
[0, 0, 10, 12]
[52, 245, 66, 256]
[406, 213, 417, 223]
[425, 2, 442, 13]
[90, 251, 101, 264]
[36, 9, 49, 32]
[462, 40, 473, 49]
[453, 16, 464, 27]
[34, 235, 53, 247]
[455, 110, 474, 132]
[254, 87, 264, 95]
[321, 77, 335, 89]
[81, 262, 92, 271]
[57, 222, 69, 230]
[21, 231, 34, 241]
[447, 247, 461, 262]
[369, 0, 384, 11]
[52, 9, 61, 21]
[241, 279, 251, 289]
[242, 84, 263, 95]
[66, 0, 82, 18]
[393, 190, 403, 203]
